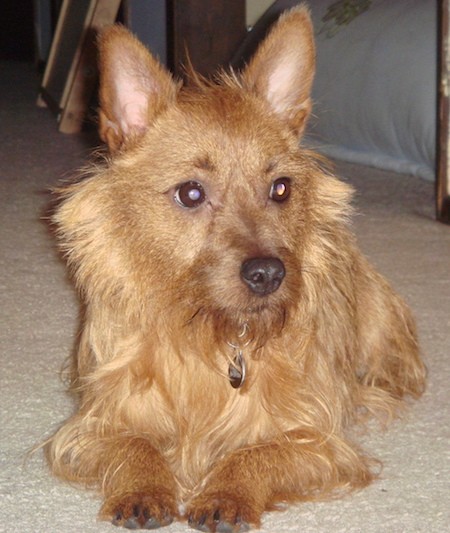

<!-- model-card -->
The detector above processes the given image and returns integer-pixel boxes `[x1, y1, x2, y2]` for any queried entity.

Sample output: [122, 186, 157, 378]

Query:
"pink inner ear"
[265, 44, 314, 118]
[113, 76, 149, 135]
[267, 59, 299, 114]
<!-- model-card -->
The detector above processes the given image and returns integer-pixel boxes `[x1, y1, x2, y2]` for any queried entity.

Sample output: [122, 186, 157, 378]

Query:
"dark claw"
[216, 518, 251, 533]
[216, 522, 233, 533]
[143, 508, 173, 529]
[143, 516, 164, 529]
[112, 505, 172, 530]
[187, 512, 250, 533]
[235, 517, 250, 532]
[123, 517, 140, 529]
[188, 513, 211, 532]
[236, 521, 250, 533]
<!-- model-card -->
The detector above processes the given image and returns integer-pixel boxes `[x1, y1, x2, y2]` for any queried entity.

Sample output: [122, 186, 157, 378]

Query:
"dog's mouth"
[180, 251, 298, 356]
[179, 294, 290, 391]
[185, 297, 287, 343]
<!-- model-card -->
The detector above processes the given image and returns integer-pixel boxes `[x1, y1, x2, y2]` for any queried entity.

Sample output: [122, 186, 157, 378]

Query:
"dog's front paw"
[101, 490, 176, 530]
[187, 491, 261, 533]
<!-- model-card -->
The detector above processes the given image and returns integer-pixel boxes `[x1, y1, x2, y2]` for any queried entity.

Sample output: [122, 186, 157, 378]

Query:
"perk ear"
[241, 5, 315, 137]
[97, 25, 178, 152]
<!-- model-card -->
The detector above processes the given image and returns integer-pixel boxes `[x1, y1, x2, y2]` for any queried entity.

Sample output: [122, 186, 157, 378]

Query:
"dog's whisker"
[184, 307, 204, 327]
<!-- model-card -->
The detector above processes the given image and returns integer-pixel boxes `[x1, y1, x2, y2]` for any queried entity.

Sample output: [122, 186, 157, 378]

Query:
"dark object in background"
[0, 0, 34, 61]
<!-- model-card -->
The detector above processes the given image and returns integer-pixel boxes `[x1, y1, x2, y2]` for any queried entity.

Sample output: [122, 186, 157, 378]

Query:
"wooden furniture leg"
[437, 0, 450, 223]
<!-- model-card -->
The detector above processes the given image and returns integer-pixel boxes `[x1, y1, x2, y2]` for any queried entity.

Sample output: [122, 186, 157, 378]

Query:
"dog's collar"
[228, 351, 246, 389]
[227, 323, 250, 389]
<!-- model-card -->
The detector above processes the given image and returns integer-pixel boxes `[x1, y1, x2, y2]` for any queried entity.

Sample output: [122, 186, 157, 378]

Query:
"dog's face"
[104, 89, 308, 329]
[56, 8, 351, 345]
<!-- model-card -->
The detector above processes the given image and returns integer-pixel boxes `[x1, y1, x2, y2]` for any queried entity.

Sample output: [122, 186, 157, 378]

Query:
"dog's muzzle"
[240, 257, 285, 296]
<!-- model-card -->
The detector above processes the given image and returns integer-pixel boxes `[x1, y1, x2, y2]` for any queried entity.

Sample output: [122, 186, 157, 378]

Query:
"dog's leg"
[49, 423, 178, 528]
[96, 436, 178, 529]
[187, 434, 371, 532]
[355, 259, 426, 405]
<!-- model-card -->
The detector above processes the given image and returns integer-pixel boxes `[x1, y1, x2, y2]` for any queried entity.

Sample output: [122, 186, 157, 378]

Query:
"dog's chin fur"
[46, 5, 426, 531]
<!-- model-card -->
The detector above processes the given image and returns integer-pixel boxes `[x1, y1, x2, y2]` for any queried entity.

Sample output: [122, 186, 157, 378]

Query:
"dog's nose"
[240, 257, 286, 296]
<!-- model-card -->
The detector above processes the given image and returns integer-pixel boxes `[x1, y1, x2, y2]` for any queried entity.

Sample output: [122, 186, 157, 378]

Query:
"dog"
[47, 5, 426, 532]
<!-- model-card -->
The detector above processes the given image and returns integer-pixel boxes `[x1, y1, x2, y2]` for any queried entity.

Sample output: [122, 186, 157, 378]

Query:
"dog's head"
[55, 6, 352, 350]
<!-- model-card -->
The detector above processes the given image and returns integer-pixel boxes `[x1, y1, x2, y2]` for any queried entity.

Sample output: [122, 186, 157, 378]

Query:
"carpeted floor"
[1, 61, 449, 533]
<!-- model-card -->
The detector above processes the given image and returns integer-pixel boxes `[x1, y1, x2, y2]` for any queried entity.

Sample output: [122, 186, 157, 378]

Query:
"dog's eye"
[269, 177, 291, 202]
[174, 181, 206, 208]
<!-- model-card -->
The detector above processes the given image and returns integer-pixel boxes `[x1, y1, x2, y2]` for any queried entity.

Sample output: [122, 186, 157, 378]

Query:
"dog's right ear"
[97, 25, 178, 152]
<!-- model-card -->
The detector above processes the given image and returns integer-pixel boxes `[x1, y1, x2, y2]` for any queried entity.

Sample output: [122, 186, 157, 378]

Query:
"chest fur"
[123, 349, 280, 490]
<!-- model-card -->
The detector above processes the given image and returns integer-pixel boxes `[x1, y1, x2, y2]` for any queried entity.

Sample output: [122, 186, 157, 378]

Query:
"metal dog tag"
[229, 351, 246, 389]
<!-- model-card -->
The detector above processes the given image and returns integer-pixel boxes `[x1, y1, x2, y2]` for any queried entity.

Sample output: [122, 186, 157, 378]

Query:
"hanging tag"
[229, 351, 246, 389]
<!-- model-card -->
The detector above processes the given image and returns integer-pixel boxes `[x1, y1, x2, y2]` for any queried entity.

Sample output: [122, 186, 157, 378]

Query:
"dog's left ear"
[241, 5, 315, 137]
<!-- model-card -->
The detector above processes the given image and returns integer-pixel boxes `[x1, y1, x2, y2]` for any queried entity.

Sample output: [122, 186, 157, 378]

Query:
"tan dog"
[47, 5, 425, 532]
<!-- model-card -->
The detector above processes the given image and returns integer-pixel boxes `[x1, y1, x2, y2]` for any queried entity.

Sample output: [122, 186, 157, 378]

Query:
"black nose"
[240, 257, 286, 296]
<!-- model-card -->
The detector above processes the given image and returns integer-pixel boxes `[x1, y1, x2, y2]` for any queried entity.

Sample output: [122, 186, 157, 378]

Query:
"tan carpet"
[1, 62, 449, 533]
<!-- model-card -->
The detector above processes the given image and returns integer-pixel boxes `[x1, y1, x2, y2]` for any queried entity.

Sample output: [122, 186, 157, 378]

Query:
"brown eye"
[174, 181, 206, 208]
[269, 177, 291, 202]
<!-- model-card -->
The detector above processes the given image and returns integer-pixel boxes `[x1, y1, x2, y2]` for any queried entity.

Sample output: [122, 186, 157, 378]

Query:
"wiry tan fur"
[47, 5, 426, 532]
